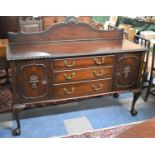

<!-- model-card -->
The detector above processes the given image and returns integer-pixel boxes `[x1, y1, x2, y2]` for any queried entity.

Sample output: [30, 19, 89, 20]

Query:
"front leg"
[12, 111, 21, 136]
[12, 104, 25, 136]
[130, 91, 141, 116]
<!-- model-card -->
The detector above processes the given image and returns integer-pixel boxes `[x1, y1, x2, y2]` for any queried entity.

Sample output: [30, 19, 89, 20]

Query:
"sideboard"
[7, 17, 146, 136]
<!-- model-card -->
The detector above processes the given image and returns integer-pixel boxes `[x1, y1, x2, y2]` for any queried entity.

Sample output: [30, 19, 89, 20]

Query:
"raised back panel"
[8, 17, 124, 44]
[7, 17, 126, 60]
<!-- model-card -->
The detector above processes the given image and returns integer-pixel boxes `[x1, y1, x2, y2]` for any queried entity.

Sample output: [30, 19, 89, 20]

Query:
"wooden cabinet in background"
[0, 16, 20, 39]
[42, 16, 65, 30]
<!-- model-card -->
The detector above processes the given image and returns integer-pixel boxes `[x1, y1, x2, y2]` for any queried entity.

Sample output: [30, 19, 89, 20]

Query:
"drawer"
[53, 66, 113, 83]
[54, 78, 112, 99]
[53, 55, 114, 70]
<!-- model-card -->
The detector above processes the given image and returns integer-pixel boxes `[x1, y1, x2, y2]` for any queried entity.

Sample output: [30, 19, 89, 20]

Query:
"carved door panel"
[113, 54, 140, 90]
[17, 60, 52, 103]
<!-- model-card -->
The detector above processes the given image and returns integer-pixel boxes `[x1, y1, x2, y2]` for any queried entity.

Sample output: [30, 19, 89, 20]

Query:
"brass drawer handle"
[94, 57, 105, 65]
[64, 72, 76, 80]
[92, 84, 103, 91]
[64, 87, 75, 95]
[64, 60, 76, 68]
[93, 70, 104, 77]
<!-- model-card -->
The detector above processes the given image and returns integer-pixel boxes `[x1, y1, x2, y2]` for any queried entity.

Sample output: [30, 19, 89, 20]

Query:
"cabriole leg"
[131, 92, 141, 116]
[12, 112, 21, 136]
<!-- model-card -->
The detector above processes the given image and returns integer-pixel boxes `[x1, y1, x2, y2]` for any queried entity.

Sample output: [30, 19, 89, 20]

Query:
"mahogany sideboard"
[7, 17, 146, 136]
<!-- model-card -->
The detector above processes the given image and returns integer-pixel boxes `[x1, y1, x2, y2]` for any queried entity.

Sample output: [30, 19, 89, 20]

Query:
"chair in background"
[108, 25, 128, 98]
[144, 44, 155, 101]
[134, 35, 151, 88]
[108, 24, 128, 39]
[104, 16, 118, 30]
[107, 29, 151, 98]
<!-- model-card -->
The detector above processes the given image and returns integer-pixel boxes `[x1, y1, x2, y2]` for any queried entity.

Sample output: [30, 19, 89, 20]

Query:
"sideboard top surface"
[7, 17, 146, 61]
[7, 39, 146, 61]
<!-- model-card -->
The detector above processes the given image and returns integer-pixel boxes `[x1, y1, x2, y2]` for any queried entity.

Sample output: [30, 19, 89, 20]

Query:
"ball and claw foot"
[12, 128, 21, 136]
[113, 93, 119, 98]
[131, 109, 138, 116]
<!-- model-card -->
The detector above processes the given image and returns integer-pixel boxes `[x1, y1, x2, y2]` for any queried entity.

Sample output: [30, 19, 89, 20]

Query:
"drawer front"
[53, 55, 114, 70]
[53, 66, 113, 83]
[54, 79, 112, 99]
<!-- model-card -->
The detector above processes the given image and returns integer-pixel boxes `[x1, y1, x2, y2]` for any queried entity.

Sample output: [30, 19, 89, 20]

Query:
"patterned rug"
[63, 123, 139, 138]
[0, 86, 12, 113]
[0, 69, 12, 113]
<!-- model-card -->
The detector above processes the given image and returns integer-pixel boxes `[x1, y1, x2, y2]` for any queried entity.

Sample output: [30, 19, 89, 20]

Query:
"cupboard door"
[16, 60, 52, 103]
[113, 54, 140, 90]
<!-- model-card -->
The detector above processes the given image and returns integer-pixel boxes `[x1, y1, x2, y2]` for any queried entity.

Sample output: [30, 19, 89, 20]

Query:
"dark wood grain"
[113, 53, 141, 91]
[13, 60, 53, 103]
[7, 17, 146, 136]
[54, 78, 112, 99]
[53, 55, 114, 70]
[53, 66, 113, 83]
[8, 21, 123, 43]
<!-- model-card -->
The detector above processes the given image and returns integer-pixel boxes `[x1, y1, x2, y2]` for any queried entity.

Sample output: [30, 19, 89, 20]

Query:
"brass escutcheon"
[93, 70, 104, 77]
